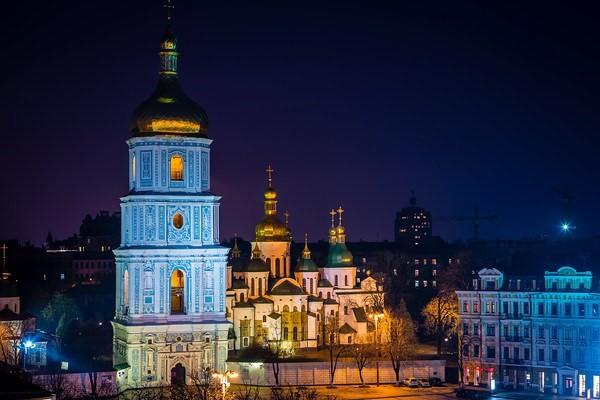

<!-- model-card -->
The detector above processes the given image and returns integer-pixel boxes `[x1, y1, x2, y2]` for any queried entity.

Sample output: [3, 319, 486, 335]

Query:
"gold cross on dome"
[337, 206, 344, 225]
[284, 210, 290, 226]
[0, 243, 7, 261]
[266, 165, 274, 187]
[329, 209, 336, 227]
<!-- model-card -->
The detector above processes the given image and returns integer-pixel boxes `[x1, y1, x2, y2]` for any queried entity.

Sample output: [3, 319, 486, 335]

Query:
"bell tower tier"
[111, 18, 230, 388]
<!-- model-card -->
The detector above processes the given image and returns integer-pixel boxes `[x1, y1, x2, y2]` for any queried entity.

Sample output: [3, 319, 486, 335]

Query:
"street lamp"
[368, 312, 384, 386]
[213, 370, 238, 400]
[22, 340, 36, 370]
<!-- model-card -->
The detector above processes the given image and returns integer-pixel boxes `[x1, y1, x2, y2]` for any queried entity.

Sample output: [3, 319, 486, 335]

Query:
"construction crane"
[436, 209, 497, 242]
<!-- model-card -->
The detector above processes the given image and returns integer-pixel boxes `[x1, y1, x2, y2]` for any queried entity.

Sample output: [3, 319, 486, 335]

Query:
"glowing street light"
[368, 312, 385, 386]
[213, 370, 238, 400]
[22, 340, 36, 370]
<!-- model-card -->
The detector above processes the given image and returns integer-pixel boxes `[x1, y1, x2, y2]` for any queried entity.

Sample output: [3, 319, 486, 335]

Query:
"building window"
[432, 259, 437, 265]
[579, 328, 585, 340]
[551, 303, 558, 316]
[172, 213, 184, 229]
[344, 306, 348, 315]
[565, 349, 571, 363]
[473, 302, 480, 313]
[132, 154, 136, 180]
[593, 304, 599, 317]
[432, 280, 436, 287]
[170, 155, 184, 181]
[242, 337, 249, 347]
[344, 275, 348, 286]
[463, 323, 469, 335]
[503, 347, 509, 360]
[524, 302, 529, 315]
[579, 303, 586, 317]
[283, 327, 288, 340]
[473, 323, 479, 335]
[414, 269, 420, 278]
[551, 349, 558, 362]
[551, 327, 558, 340]
[423, 280, 428, 287]
[486, 346, 495, 359]
[486, 325, 495, 336]
[578, 350, 584, 363]
[538, 327, 544, 339]
[565, 328, 572, 340]
[262, 315, 266, 323]
[415, 280, 419, 288]
[566, 303, 572, 316]
[524, 348, 530, 360]
[538, 348, 545, 362]
[334, 275, 338, 287]
[473, 345, 480, 357]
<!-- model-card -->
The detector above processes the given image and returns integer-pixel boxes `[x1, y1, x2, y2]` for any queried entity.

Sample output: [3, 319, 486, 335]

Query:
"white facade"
[457, 266, 600, 397]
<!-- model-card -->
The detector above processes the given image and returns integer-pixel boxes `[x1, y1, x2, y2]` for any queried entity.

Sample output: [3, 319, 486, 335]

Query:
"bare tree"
[0, 317, 34, 366]
[421, 291, 459, 355]
[324, 315, 346, 387]
[265, 323, 284, 387]
[189, 367, 226, 400]
[350, 336, 376, 387]
[384, 301, 417, 384]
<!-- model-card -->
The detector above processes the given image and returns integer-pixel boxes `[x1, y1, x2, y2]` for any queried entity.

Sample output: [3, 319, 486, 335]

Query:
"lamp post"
[22, 340, 35, 370]
[213, 369, 238, 400]
[369, 312, 384, 386]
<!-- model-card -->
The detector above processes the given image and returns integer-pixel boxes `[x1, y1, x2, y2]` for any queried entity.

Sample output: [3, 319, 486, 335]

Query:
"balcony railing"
[503, 358, 524, 365]
[501, 313, 523, 319]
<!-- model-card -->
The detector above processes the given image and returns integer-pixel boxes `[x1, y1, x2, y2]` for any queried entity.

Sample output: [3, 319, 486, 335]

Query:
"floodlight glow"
[561, 223, 571, 232]
[24, 340, 34, 348]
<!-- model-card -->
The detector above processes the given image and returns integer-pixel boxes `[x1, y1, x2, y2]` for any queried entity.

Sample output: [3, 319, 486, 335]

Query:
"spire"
[336, 206, 346, 244]
[284, 210, 290, 227]
[251, 243, 262, 259]
[302, 233, 311, 259]
[231, 234, 240, 258]
[328, 209, 337, 244]
[0, 243, 8, 281]
[159, 1, 178, 76]
[263, 165, 278, 216]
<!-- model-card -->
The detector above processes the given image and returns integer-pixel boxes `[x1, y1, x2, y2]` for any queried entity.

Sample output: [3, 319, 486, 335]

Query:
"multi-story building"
[394, 194, 432, 247]
[457, 266, 600, 397]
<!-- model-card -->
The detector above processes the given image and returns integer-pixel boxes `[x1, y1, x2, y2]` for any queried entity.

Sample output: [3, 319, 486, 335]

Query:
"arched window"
[327, 292, 331, 299]
[258, 278, 263, 296]
[283, 258, 287, 276]
[284, 327, 289, 340]
[240, 292, 245, 302]
[344, 275, 348, 286]
[275, 259, 281, 277]
[170, 270, 185, 314]
[293, 327, 298, 341]
[132, 155, 136, 180]
[123, 270, 129, 309]
[266, 258, 272, 269]
[334, 275, 338, 287]
[293, 306, 298, 312]
[301, 304, 306, 313]
[310, 278, 314, 294]
[250, 278, 255, 297]
[170, 155, 184, 181]
[283, 305, 290, 312]
[302, 278, 306, 290]
[348, 336, 352, 344]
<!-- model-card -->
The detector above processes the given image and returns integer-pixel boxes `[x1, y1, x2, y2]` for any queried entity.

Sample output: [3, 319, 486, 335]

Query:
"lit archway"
[171, 270, 185, 314]
[170, 155, 184, 181]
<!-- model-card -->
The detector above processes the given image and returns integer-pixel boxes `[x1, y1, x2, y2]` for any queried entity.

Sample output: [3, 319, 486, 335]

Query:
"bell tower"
[111, 5, 230, 387]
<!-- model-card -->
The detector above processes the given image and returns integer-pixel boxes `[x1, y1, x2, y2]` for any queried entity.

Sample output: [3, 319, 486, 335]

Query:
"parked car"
[429, 377, 443, 386]
[419, 379, 431, 387]
[403, 377, 419, 388]
[455, 386, 491, 399]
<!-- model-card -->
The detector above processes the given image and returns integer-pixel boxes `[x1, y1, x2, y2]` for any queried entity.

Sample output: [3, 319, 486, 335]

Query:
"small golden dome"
[264, 187, 277, 200]
[255, 215, 291, 242]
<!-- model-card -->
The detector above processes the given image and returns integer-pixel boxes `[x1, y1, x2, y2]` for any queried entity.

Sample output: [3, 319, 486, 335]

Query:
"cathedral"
[111, 25, 229, 386]
[226, 172, 384, 351]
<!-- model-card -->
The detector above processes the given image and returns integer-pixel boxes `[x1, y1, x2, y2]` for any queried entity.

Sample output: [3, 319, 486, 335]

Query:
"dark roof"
[323, 298, 338, 305]
[250, 296, 273, 304]
[0, 308, 30, 322]
[270, 280, 304, 296]
[318, 278, 333, 288]
[233, 301, 254, 309]
[339, 323, 357, 334]
[268, 312, 281, 320]
[296, 257, 319, 272]
[231, 279, 248, 289]
[308, 295, 323, 302]
[352, 307, 368, 323]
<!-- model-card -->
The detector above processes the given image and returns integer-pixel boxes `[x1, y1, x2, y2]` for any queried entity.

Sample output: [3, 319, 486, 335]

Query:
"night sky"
[2, 1, 600, 245]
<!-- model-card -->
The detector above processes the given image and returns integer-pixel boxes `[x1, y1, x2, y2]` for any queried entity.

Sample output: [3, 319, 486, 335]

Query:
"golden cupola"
[254, 165, 291, 242]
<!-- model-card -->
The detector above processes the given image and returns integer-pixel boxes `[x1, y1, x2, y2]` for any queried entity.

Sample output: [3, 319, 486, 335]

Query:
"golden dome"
[255, 215, 291, 242]
[264, 187, 277, 201]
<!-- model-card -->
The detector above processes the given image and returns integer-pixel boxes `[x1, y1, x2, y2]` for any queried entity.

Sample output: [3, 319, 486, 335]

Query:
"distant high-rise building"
[394, 194, 432, 246]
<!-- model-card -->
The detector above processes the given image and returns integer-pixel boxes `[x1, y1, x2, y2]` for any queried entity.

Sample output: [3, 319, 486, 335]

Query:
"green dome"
[327, 243, 354, 268]
[246, 257, 268, 272]
[296, 257, 318, 272]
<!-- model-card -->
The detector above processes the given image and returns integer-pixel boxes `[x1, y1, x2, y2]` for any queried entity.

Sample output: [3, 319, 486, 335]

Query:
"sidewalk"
[492, 390, 586, 400]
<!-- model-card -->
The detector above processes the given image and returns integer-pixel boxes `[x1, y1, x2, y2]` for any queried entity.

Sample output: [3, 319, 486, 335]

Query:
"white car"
[404, 378, 419, 387]
[419, 379, 431, 387]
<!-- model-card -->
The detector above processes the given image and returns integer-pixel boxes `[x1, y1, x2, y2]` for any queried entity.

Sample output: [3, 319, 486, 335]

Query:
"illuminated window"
[170, 155, 184, 181]
[173, 213, 184, 229]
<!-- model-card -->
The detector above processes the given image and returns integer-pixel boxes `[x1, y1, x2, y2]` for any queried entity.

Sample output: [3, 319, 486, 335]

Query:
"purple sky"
[2, 1, 600, 245]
